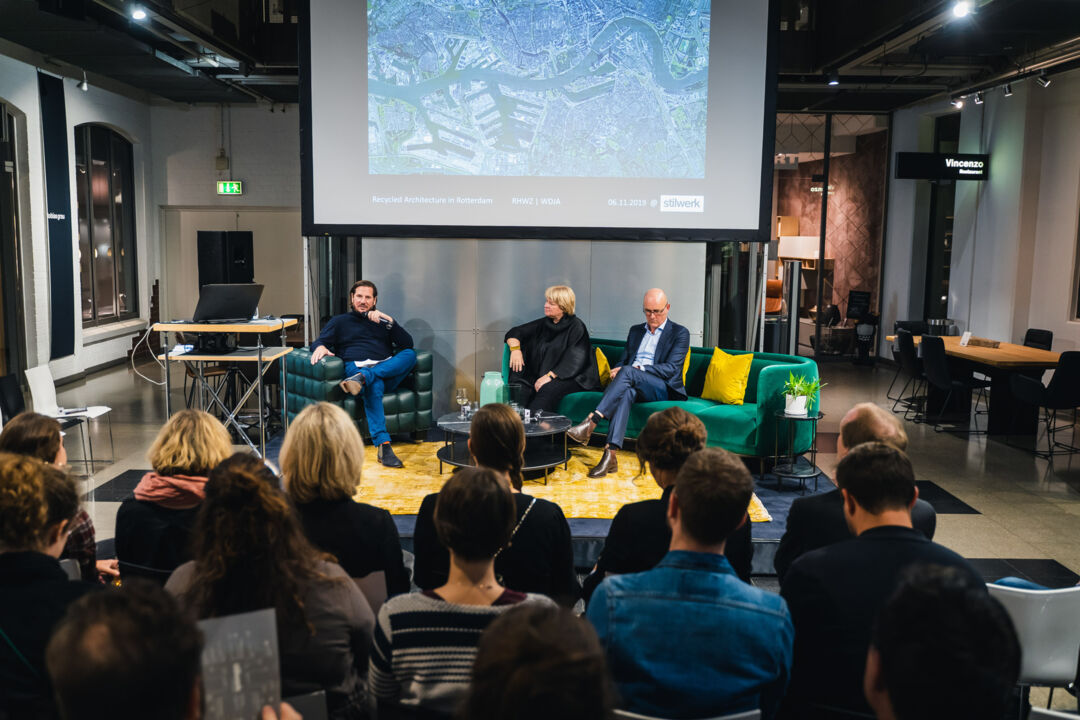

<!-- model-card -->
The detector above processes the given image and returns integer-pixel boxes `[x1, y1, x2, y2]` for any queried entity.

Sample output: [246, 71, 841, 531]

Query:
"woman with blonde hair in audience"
[370, 467, 555, 717]
[0, 412, 115, 582]
[413, 403, 580, 606]
[166, 453, 374, 720]
[281, 401, 409, 597]
[115, 409, 232, 579]
[0, 452, 97, 718]
[581, 406, 754, 602]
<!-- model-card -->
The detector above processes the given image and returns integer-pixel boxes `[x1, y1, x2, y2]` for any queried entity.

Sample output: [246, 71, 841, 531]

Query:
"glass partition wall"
[774, 113, 889, 359]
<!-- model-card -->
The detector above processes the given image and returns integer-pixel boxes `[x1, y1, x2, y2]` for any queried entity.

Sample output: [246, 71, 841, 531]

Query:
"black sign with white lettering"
[895, 152, 989, 181]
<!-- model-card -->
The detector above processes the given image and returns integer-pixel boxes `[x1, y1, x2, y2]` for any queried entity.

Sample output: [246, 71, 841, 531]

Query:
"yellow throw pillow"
[701, 348, 753, 405]
[682, 348, 692, 386]
[596, 347, 612, 388]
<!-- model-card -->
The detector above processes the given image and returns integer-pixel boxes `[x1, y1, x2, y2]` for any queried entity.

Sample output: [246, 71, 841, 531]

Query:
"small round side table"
[772, 410, 825, 494]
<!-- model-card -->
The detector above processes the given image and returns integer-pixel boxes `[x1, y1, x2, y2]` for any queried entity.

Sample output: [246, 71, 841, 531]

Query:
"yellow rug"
[354, 442, 771, 522]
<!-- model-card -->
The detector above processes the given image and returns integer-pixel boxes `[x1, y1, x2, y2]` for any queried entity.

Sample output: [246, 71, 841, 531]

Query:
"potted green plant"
[782, 372, 825, 416]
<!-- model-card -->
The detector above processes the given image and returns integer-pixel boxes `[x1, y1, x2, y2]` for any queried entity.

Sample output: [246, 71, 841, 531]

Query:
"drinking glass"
[456, 388, 468, 418]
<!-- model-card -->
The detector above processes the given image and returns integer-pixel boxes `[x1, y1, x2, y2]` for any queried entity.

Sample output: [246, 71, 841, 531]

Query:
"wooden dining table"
[886, 334, 1060, 434]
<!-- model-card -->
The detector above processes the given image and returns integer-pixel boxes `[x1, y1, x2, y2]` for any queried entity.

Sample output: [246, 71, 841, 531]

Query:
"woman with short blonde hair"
[115, 410, 232, 579]
[281, 402, 410, 596]
[504, 284, 599, 412]
[280, 402, 364, 504]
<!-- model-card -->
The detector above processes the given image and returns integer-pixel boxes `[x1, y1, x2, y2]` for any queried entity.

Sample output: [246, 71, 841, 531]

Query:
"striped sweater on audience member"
[368, 589, 555, 714]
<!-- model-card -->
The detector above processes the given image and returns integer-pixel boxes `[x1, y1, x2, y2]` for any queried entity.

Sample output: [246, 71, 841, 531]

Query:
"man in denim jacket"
[587, 448, 793, 719]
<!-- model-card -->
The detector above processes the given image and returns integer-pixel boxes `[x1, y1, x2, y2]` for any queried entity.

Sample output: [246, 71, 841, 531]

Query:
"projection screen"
[300, 0, 777, 240]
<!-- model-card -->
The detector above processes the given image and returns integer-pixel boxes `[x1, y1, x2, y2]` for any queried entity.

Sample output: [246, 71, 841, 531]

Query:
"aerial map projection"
[367, 0, 710, 178]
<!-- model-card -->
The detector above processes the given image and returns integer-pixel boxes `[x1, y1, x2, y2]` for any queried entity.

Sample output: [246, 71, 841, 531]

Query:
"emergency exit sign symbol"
[217, 181, 243, 195]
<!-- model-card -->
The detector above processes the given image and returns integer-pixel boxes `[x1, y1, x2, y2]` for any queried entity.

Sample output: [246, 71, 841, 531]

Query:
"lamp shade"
[777, 235, 822, 260]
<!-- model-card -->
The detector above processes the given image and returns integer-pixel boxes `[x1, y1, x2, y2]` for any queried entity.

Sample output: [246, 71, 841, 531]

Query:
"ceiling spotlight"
[77, 70, 88, 92]
[130, 5, 147, 20]
[1036, 72, 1051, 88]
[952, 1, 972, 18]
[1003, 83, 1013, 97]
[973, 91, 983, 104]
[951, 98, 964, 109]
[826, 70, 839, 86]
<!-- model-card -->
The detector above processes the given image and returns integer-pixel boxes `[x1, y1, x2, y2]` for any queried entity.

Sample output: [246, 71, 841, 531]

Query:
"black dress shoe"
[377, 443, 403, 468]
[567, 414, 597, 445]
[587, 447, 618, 478]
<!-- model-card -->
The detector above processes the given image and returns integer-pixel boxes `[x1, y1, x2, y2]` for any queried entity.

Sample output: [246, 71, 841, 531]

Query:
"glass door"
[924, 113, 961, 320]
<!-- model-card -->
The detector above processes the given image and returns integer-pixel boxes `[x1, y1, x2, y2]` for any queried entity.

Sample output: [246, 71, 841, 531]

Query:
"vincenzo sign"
[895, 152, 989, 181]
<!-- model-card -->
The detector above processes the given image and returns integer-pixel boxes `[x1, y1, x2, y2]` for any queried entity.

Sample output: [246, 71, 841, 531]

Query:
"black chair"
[892, 329, 926, 419]
[920, 334, 989, 433]
[1010, 351, 1080, 460]
[887, 321, 929, 401]
[1024, 328, 1053, 351]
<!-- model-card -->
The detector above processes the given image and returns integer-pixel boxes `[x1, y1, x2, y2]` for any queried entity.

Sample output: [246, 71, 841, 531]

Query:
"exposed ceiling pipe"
[89, 0, 276, 104]
[937, 33, 1080, 98]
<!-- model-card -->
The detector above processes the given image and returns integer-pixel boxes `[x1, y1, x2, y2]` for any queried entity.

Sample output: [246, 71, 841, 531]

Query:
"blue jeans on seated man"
[594, 366, 669, 448]
[347, 349, 417, 446]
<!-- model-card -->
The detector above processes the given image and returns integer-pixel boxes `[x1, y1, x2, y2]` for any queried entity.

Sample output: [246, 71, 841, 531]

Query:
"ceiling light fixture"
[77, 70, 88, 92]
[973, 91, 983, 104]
[952, 1, 972, 18]
[1036, 72, 1051, 88]
[130, 5, 147, 20]
[951, 98, 964, 109]
[826, 70, 839, 86]
[1003, 83, 1013, 97]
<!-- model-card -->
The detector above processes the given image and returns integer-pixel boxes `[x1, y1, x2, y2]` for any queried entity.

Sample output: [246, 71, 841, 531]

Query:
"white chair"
[24, 365, 113, 472]
[988, 583, 1080, 709]
[614, 709, 760, 720]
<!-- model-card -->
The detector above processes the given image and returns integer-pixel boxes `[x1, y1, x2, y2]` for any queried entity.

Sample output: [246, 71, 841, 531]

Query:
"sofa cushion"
[702, 347, 753, 405]
[697, 402, 760, 456]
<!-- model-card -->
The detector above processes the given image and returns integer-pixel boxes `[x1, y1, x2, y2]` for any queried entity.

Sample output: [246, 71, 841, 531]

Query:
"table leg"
[163, 331, 171, 418]
[987, 368, 1039, 435]
[257, 343, 265, 458]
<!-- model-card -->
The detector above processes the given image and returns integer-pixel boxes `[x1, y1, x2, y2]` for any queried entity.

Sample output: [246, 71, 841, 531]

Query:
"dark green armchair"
[285, 348, 434, 441]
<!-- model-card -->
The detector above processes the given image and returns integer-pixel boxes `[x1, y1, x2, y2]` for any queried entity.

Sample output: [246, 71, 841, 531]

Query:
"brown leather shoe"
[587, 447, 618, 478]
[567, 414, 597, 445]
[340, 376, 364, 395]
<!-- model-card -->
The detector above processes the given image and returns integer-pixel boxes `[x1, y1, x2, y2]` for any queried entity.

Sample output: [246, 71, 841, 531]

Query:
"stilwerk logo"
[659, 195, 704, 213]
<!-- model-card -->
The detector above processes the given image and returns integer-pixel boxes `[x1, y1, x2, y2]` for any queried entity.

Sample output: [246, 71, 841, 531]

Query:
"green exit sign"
[216, 181, 243, 195]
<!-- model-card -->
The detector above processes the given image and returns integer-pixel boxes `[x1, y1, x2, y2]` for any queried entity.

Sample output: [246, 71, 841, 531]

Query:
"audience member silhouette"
[774, 402, 936, 583]
[115, 410, 232, 581]
[779, 443, 982, 718]
[457, 604, 616, 720]
[370, 467, 555, 718]
[0, 453, 97, 718]
[0, 412, 115, 582]
[588, 447, 793, 719]
[863, 564, 1020, 720]
[413, 404, 579, 606]
[582, 406, 752, 602]
[166, 453, 373, 720]
[282, 402, 410, 597]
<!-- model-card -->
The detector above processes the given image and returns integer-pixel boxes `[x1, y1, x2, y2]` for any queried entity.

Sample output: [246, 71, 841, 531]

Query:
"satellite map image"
[367, 0, 710, 178]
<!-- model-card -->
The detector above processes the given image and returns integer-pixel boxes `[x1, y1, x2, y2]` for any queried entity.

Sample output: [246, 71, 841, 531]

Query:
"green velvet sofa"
[502, 340, 819, 459]
[285, 348, 434, 441]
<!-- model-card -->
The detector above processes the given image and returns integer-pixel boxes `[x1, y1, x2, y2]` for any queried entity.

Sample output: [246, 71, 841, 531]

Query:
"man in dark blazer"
[774, 402, 937, 583]
[568, 288, 690, 477]
[778, 443, 982, 719]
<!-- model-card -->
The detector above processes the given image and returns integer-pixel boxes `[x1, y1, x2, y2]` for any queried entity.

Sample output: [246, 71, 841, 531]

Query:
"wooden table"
[154, 318, 298, 457]
[886, 334, 1060, 434]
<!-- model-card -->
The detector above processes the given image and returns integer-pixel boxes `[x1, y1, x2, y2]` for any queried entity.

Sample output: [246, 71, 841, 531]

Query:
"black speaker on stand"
[197, 231, 254, 287]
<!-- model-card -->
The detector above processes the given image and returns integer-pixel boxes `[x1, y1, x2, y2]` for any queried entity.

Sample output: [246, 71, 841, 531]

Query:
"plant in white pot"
[782, 373, 825, 416]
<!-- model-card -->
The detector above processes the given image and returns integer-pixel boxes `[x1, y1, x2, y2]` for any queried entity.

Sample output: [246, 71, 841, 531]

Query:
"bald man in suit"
[567, 288, 690, 478]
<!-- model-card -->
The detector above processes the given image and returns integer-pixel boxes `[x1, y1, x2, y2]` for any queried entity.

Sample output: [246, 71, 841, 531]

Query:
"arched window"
[74, 124, 138, 325]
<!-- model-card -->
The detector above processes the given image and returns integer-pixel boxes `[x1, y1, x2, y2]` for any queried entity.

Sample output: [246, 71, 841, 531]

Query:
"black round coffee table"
[436, 410, 572, 482]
